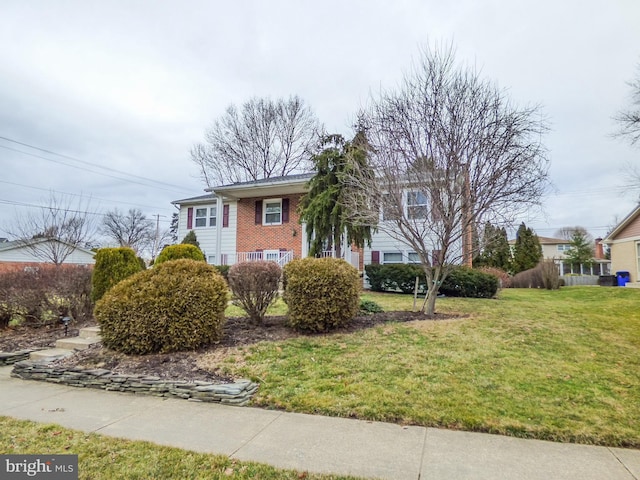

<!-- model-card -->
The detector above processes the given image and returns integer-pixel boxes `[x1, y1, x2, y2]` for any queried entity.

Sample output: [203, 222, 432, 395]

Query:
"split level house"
[172, 173, 448, 274]
[603, 204, 640, 286]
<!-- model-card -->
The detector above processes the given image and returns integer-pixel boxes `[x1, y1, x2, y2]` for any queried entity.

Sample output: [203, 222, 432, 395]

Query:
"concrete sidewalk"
[1, 366, 638, 480]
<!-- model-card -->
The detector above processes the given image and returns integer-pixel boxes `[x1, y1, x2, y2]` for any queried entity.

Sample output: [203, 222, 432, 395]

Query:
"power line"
[0, 135, 194, 192]
[0, 180, 160, 211]
[0, 198, 172, 223]
[0, 144, 191, 195]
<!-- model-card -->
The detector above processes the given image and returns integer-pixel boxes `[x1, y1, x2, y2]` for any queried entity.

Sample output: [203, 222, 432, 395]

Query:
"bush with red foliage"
[228, 261, 282, 325]
[0, 265, 93, 329]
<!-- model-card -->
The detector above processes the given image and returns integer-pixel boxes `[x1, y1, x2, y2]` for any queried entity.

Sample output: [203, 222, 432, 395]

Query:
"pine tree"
[565, 230, 594, 266]
[181, 231, 201, 250]
[475, 223, 511, 271]
[511, 222, 542, 273]
[299, 131, 374, 257]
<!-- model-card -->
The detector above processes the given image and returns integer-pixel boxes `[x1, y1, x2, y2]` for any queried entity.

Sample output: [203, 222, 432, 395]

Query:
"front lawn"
[223, 287, 640, 447]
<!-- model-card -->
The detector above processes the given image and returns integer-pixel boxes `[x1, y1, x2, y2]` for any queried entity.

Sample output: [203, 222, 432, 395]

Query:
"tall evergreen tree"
[476, 222, 511, 271]
[299, 131, 374, 257]
[511, 222, 543, 273]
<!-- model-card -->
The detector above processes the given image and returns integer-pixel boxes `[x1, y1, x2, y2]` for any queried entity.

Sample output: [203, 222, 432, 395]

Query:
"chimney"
[594, 238, 604, 259]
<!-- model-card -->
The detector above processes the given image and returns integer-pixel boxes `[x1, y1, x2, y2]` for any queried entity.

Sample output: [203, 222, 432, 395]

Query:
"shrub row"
[0, 265, 93, 328]
[365, 264, 499, 298]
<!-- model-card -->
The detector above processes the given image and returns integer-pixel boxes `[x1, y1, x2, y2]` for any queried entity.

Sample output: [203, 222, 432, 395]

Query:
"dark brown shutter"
[371, 251, 380, 264]
[187, 207, 193, 229]
[222, 204, 229, 228]
[282, 198, 290, 223]
[255, 201, 262, 224]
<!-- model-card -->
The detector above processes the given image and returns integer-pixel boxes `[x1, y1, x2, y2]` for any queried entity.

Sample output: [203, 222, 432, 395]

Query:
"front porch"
[218, 249, 361, 270]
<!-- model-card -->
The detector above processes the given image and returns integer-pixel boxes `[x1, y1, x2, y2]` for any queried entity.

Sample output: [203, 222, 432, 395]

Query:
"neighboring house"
[173, 174, 463, 273]
[0, 238, 95, 272]
[508, 236, 610, 276]
[603, 204, 640, 283]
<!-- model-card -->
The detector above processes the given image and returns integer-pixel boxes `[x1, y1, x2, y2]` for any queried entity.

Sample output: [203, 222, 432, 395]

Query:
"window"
[407, 191, 428, 219]
[557, 244, 570, 252]
[207, 255, 216, 265]
[383, 252, 403, 264]
[195, 207, 216, 227]
[407, 252, 421, 263]
[264, 199, 282, 225]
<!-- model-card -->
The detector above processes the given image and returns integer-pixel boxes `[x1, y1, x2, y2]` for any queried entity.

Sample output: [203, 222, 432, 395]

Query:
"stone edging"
[10, 361, 258, 406]
[0, 350, 36, 366]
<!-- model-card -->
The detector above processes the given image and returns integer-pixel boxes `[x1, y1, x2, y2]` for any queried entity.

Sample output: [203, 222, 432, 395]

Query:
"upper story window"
[264, 199, 282, 225]
[195, 207, 216, 227]
[557, 244, 570, 252]
[407, 191, 428, 219]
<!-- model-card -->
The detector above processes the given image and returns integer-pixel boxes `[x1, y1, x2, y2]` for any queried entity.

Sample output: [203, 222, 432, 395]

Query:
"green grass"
[228, 287, 640, 447]
[0, 416, 361, 480]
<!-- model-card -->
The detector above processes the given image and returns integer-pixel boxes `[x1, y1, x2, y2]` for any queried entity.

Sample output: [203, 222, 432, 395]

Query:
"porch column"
[216, 193, 224, 265]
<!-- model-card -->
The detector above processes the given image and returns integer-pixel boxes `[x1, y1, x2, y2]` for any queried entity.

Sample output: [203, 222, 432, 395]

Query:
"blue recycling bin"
[616, 271, 631, 287]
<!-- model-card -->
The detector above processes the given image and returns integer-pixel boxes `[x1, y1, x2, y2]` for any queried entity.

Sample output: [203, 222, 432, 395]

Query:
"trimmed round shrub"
[439, 267, 499, 298]
[155, 244, 205, 264]
[359, 299, 384, 315]
[365, 264, 426, 293]
[283, 257, 360, 332]
[95, 259, 229, 354]
[228, 261, 281, 324]
[91, 247, 142, 302]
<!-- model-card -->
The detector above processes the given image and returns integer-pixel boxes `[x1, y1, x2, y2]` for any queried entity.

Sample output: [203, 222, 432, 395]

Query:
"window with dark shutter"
[371, 251, 380, 264]
[223, 204, 229, 228]
[255, 201, 262, 224]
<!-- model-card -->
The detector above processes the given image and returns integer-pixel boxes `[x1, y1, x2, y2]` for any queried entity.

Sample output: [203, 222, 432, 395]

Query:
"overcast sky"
[1, 0, 639, 243]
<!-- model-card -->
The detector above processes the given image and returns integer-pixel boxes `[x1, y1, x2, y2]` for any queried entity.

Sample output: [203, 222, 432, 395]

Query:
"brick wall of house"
[236, 194, 304, 257]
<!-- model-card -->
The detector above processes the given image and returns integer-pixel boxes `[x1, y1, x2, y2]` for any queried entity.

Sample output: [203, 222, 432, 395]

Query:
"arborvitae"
[511, 222, 542, 273]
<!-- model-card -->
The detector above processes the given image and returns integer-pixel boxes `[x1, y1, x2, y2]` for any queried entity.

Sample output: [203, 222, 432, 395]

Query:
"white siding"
[0, 243, 95, 264]
[176, 201, 237, 265]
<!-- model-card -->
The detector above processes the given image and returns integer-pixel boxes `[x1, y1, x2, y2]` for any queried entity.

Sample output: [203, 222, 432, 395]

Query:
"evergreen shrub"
[91, 247, 142, 302]
[283, 257, 360, 332]
[365, 264, 426, 293]
[155, 244, 205, 264]
[95, 259, 228, 354]
[228, 261, 281, 324]
[439, 267, 499, 298]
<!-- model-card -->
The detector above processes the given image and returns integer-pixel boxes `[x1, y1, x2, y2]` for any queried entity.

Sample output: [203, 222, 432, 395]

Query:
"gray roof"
[208, 172, 314, 190]
[171, 193, 216, 205]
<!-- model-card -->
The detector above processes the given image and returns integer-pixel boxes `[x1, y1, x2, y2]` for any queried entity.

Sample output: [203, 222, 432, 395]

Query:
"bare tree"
[8, 193, 96, 265]
[554, 226, 592, 242]
[614, 64, 640, 146]
[343, 45, 550, 316]
[101, 208, 154, 255]
[192, 95, 322, 186]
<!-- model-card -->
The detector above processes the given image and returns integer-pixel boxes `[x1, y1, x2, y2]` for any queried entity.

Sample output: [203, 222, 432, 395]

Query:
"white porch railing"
[221, 251, 295, 267]
[318, 250, 360, 270]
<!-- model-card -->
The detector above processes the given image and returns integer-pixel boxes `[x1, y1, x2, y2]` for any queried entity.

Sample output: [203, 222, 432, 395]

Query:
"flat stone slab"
[79, 326, 101, 339]
[30, 348, 74, 362]
[55, 336, 100, 351]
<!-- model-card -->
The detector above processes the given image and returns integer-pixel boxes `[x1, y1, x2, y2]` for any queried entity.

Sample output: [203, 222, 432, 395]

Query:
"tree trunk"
[423, 287, 438, 317]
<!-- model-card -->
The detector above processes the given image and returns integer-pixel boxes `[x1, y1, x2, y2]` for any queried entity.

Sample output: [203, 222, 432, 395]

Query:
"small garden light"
[59, 315, 71, 336]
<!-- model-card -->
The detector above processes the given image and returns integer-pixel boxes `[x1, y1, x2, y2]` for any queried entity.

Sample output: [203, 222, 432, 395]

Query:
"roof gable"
[605, 205, 640, 241]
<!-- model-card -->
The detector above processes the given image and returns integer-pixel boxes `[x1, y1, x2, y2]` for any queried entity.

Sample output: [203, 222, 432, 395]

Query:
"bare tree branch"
[614, 64, 640, 146]
[192, 96, 322, 186]
[101, 208, 155, 255]
[343, 44, 550, 315]
[8, 193, 96, 265]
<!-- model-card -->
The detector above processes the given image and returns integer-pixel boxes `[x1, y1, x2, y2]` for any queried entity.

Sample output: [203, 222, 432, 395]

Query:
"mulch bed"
[0, 311, 458, 383]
